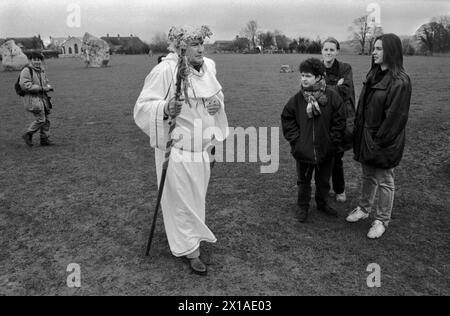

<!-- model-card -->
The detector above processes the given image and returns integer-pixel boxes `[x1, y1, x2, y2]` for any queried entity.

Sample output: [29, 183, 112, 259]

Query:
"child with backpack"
[18, 52, 54, 147]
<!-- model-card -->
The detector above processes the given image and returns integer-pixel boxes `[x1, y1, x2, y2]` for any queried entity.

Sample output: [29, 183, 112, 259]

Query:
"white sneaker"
[346, 206, 369, 223]
[336, 192, 347, 202]
[367, 220, 386, 239]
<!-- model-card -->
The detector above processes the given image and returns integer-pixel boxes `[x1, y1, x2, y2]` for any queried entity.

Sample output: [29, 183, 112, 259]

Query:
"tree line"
[147, 16, 450, 56]
[239, 20, 323, 54]
[350, 15, 450, 56]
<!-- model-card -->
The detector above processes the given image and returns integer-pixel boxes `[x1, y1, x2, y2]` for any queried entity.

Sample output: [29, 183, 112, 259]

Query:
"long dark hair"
[369, 33, 407, 80]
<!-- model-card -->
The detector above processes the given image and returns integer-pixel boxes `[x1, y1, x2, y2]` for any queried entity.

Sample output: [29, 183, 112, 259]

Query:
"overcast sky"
[1, 0, 449, 43]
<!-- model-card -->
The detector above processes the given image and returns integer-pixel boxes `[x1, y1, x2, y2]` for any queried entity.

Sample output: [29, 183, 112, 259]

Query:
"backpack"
[15, 67, 33, 97]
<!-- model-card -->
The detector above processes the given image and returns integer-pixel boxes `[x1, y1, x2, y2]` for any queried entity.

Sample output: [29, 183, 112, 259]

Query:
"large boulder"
[0, 40, 29, 71]
[81, 33, 110, 68]
[280, 65, 293, 73]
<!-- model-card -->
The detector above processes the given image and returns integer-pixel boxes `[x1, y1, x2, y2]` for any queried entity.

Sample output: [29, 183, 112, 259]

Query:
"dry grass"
[0, 54, 449, 295]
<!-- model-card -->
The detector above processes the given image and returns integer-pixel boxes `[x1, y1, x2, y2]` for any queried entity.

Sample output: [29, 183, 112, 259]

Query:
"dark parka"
[324, 60, 356, 152]
[281, 87, 346, 165]
[353, 70, 412, 169]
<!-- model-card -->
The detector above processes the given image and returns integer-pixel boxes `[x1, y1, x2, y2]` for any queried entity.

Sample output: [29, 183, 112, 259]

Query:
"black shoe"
[186, 257, 207, 276]
[317, 204, 338, 217]
[40, 139, 54, 146]
[297, 206, 309, 223]
[22, 133, 33, 147]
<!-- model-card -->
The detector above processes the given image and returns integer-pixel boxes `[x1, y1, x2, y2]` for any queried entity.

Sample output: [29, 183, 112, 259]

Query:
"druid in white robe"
[134, 53, 229, 257]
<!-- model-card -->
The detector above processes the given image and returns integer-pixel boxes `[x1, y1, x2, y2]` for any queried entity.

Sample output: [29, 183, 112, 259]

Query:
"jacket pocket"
[24, 96, 44, 114]
[292, 135, 311, 162]
[363, 128, 380, 151]
[363, 127, 404, 168]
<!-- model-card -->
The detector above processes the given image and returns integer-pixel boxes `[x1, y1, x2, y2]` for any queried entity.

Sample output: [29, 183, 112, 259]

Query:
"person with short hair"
[134, 26, 229, 275]
[321, 37, 356, 203]
[281, 58, 346, 223]
[20, 52, 54, 147]
[347, 34, 412, 239]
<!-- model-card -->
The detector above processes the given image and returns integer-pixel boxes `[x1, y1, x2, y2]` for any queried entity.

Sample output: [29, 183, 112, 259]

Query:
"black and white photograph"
[0, 0, 449, 299]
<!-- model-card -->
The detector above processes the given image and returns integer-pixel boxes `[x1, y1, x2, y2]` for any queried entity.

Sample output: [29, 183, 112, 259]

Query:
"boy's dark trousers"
[331, 151, 345, 194]
[296, 159, 334, 209]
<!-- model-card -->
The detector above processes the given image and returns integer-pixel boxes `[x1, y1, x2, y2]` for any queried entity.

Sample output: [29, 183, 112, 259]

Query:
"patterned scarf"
[300, 78, 327, 119]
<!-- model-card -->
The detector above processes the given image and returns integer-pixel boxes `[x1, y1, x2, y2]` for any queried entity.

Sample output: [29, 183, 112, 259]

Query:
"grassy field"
[0, 53, 449, 296]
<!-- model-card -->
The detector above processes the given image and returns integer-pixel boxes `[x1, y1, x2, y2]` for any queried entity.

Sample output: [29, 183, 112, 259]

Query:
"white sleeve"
[205, 59, 229, 143]
[212, 90, 229, 142]
[134, 63, 174, 149]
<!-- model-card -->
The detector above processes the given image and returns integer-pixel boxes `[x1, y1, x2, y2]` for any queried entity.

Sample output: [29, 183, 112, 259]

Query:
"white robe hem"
[171, 237, 217, 258]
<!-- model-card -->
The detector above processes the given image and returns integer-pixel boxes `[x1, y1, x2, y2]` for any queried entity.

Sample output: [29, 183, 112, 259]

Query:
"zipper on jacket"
[312, 117, 318, 164]
[37, 71, 46, 108]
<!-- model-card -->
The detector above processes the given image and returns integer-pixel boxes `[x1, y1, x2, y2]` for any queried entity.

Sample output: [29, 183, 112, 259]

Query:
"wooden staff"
[145, 48, 188, 256]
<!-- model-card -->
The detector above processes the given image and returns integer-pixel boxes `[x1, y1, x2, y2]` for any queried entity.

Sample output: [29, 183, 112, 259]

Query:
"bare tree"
[415, 22, 448, 55]
[402, 37, 416, 55]
[368, 26, 384, 54]
[274, 30, 291, 51]
[297, 37, 310, 54]
[431, 16, 450, 52]
[349, 15, 372, 55]
[241, 20, 259, 50]
[258, 31, 276, 50]
[431, 15, 450, 28]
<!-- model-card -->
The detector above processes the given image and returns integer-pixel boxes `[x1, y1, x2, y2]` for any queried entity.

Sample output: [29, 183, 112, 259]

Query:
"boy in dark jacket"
[281, 58, 346, 222]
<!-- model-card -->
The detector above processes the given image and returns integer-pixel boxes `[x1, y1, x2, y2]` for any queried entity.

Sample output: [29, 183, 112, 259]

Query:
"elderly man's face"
[186, 39, 205, 66]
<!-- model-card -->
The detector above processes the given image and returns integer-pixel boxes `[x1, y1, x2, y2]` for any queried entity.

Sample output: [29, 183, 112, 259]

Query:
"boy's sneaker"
[346, 206, 369, 223]
[336, 192, 347, 203]
[367, 220, 386, 239]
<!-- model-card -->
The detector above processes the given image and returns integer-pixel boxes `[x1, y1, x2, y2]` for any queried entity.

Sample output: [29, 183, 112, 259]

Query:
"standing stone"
[0, 40, 29, 71]
[81, 33, 110, 68]
[280, 65, 293, 73]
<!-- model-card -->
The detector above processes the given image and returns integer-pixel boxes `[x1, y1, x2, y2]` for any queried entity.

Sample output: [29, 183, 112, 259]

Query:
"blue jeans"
[359, 164, 395, 226]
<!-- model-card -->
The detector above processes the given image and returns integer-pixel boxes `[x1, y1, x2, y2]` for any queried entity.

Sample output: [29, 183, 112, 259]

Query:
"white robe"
[134, 53, 229, 257]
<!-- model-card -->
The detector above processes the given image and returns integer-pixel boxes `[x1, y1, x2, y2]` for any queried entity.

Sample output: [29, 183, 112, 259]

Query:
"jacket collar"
[28, 65, 42, 72]
[371, 69, 392, 90]
[329, 59, 340, 75]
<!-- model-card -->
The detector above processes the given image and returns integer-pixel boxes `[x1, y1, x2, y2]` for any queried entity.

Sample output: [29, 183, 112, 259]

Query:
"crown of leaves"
[168, 25, 213, 50]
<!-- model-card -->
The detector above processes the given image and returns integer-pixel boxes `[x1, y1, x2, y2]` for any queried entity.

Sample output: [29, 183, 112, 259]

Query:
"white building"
[49, 36, 83, 58]
[60, 36, 83, 57]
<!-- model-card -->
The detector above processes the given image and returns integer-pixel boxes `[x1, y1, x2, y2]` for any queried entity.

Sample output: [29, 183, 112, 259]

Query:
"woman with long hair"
[346, 33, 412, 239]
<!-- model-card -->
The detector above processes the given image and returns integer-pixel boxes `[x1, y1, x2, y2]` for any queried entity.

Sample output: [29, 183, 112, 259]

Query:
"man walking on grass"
[20, 52, 54, 147]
